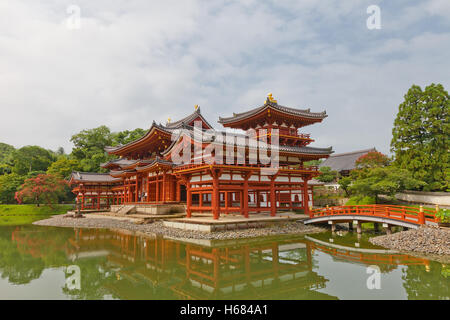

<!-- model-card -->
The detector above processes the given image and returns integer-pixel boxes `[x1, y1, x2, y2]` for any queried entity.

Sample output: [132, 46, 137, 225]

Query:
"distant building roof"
[319, 148, 377, 172]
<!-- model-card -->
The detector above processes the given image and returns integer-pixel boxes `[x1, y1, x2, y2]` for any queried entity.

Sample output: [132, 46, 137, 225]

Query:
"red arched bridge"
[304, 205, 440, 230]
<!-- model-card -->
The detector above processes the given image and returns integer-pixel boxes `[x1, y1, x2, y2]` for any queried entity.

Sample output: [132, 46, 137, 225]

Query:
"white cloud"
[0, 0, 448, 157]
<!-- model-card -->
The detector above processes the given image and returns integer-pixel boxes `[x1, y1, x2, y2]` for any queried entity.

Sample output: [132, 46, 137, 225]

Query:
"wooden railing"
[310, 205, 440, 225]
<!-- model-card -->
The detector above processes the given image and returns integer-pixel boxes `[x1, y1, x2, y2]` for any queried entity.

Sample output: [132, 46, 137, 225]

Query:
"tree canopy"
[349, 166, 425, 203]
[11, 146, 55, 176]
[70, 126, 115, 173]
[0, 143, 15, 175]
[15, 174, 67, 207]
[391, 83, 449, 191]
[317, 166, 339, 183]
[47, 158, 81, 179]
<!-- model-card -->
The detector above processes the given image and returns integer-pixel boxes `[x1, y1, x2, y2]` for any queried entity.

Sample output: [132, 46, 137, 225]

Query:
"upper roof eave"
[218, 101, 327, 125]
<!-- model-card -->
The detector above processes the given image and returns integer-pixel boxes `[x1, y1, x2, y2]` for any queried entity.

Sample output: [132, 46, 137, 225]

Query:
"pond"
[0, 224, 448, 300]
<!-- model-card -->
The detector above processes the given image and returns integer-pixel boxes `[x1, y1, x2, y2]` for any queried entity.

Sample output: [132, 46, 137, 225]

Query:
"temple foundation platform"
[163, 212, 308, 233]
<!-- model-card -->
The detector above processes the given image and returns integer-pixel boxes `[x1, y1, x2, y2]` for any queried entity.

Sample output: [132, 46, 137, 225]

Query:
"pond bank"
[369, 226, 450, 256]
[33, 214, 326, 240]
[0, 204, 72, 226]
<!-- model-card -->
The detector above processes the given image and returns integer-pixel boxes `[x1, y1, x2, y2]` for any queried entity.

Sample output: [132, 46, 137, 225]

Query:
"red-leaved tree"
[355, 151, 390, 169]
[15, 174, 67, 207]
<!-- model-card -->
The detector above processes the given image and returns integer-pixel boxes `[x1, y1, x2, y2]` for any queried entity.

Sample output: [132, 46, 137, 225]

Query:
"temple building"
[319, 148, 377, 176]
[70, 94, 333, 218]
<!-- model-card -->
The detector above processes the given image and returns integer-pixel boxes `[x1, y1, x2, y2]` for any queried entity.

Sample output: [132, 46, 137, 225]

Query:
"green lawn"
[0, 204, 73, 226]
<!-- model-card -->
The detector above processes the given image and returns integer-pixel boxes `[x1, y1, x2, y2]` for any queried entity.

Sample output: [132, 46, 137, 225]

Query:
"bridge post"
[356, 222, 362, 234]
[348, 222, 353, 231]
[418, 205, 425, 224]
[328, 220, 336, 232]
[353, 220, 361, 234]
[383, 223, 392, 235]
[374, 222, 380, 232]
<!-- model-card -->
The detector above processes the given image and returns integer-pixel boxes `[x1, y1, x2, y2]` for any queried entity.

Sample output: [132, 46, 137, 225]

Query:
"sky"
[0, 0, 449, 155]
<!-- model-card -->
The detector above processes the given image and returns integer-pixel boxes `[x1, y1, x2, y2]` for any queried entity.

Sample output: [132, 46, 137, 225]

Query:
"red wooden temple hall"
[70, 94, 333, 218]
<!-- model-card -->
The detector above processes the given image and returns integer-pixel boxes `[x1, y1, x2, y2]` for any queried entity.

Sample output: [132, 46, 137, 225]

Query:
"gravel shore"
[369, 226, 450, 256]
[33, 215, 326, 240]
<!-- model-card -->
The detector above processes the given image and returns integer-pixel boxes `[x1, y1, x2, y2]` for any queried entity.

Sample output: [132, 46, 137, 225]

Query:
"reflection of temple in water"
[10, 227, 446, 300]
[64, 229, 336, 299]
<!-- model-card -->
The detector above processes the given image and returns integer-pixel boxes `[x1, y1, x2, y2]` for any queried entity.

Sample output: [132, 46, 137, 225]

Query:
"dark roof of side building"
[319, 148, 377, 172]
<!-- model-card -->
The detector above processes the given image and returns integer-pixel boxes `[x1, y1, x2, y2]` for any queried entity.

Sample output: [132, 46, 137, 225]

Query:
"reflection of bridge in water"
[305, 235, 431, 267]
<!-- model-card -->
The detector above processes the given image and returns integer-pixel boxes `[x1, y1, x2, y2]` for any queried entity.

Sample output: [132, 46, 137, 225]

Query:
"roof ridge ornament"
[194, 104, 200, 111]
[266, 93, 277, 104]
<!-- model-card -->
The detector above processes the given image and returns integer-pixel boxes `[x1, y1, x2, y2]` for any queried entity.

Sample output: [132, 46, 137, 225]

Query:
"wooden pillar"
[243, 176, 249, 218]
[162, 171, 167, 203]
[156, 172, 160, 203]
[303, 175, 310, 217]
[146, 176, 150, 202]
[186, 182, 192, 218]
[135, 176, 138, 203]
[212, 171, 220, 220]
[270, 176, 276, 217]
[176, 181, 181, 202]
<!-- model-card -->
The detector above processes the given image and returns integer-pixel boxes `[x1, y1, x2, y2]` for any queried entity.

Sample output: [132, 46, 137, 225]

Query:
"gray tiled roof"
[165, 107, 214, 129]
[319, 148, 377, 172]
[100, 158, 138, 168]
[70, 172, 122, 183]
[218, 101, 327, 124]
[161, 127, 333, 156]
[104, 109, 212, 154]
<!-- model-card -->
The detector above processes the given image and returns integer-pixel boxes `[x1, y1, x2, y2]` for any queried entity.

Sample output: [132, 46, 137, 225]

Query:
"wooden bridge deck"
[304, 205, 440, 229]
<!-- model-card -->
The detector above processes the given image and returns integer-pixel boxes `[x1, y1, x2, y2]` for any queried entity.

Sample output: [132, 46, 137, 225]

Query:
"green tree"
[111, 128, 146, 146]
[11, 146, 55, 175]
[317, 166, 339, 183]
[0, 173, 25, 204]
[47, 158, 81, 179]
[0, 143, 15, 175]
[391, 83, 449, 191]
[338, 176, 352, 197]
[70, 126, 115, 172]
[349, 166, 425, 203]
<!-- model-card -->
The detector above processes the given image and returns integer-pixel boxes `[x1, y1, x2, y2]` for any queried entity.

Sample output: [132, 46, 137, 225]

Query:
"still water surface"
[0, 225, 448, 299]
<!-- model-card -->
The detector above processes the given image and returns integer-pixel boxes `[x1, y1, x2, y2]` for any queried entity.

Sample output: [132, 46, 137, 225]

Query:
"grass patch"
[0, 204, 72, 226]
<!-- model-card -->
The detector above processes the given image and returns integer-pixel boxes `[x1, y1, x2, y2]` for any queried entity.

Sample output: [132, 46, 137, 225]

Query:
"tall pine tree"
[391, 83, 449, 191]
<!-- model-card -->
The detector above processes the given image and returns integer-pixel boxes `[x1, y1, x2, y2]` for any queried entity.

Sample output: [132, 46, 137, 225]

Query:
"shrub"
[345, 196, 376, 205]
[436, 208, 450, 223]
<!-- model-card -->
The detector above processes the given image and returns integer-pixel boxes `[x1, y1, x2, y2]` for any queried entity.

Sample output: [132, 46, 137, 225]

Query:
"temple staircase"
[116, 205, 136, 215]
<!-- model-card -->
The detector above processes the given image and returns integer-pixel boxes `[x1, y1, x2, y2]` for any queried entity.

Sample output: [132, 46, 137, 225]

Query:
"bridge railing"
[310, 205, 439, 225]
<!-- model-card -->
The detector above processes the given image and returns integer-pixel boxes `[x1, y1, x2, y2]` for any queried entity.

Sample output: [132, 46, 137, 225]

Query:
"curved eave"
[110, 170, 136, 178]
[218, 102, 327, 126]
[135, 159, 174, 172]
[105, 123, 172, 155]
[166, 107, 214, 130]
